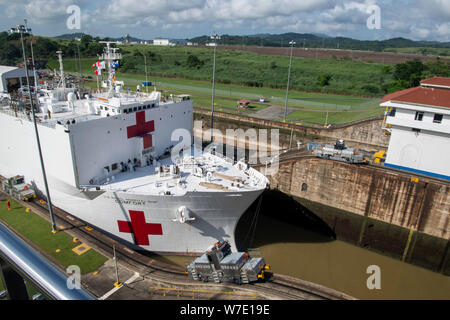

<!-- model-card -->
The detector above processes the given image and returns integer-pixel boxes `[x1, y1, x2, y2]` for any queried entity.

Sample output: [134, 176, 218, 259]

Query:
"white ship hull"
[0, 111, 264, 254]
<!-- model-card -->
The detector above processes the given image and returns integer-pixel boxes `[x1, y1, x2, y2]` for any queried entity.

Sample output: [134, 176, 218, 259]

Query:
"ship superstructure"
[0, 44, 268, 254]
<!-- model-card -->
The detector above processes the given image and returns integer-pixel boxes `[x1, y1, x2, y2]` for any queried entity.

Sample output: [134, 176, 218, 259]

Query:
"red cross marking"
[127, 111, 154, 148]
[117, 210, 163, 246]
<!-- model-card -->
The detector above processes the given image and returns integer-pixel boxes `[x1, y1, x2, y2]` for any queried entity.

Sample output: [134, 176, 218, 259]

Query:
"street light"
[75, 42, 84, 89]
[10, 23, 57, 233]
[210, 33, 220, 143]
[283, 40, 295, 122]
[24, 19, 39, 102]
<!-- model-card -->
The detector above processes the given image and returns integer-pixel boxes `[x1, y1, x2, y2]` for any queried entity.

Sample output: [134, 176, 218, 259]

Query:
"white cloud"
[1, 0, 450, 42]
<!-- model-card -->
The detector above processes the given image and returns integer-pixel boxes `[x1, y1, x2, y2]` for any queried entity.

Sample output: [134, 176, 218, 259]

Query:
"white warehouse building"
[0, 65, 35, 94]
[380, 76, 450, 180]
[153, 39, 175, 46]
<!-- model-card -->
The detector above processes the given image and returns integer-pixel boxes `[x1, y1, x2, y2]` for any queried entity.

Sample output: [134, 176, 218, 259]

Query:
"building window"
[414, 111, 424, 121]
[111, 163, 118, 171]
[433, 114, 443, 124]
[388, 108, 396, 117]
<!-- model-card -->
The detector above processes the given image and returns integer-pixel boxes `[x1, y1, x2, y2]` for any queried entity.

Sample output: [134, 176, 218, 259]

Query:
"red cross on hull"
[117, 210, 163, 246]
[127, 111, 155, 149]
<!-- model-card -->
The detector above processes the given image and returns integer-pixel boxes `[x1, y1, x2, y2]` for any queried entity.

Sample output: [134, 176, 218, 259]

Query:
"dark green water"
[151, 192, 450, 300]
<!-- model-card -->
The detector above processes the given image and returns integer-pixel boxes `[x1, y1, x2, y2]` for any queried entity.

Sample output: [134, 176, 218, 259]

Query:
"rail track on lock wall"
[259, 148, 450, 185]
[2, 191, 354, 300]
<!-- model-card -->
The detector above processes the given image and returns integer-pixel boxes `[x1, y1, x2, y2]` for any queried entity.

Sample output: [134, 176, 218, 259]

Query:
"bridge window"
[414, 111, 424, 121]
[433, 114, 443, 124]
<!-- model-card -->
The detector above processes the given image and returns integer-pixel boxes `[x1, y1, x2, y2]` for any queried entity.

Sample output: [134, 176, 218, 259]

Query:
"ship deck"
[84, 152, 268, 196]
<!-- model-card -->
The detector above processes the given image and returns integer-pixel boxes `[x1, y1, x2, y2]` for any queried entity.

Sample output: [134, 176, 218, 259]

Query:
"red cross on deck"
[117, 210, 163, 246]
[127, 111, 155, 149]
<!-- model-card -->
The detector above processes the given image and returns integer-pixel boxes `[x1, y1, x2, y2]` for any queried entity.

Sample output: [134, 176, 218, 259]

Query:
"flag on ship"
[91, 61, 105, 69]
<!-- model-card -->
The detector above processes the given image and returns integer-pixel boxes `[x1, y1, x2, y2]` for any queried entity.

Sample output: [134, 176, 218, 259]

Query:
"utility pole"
[10, 22, 57, 233]
[210, 33, 220, 143]
[283, 40, 295, 122]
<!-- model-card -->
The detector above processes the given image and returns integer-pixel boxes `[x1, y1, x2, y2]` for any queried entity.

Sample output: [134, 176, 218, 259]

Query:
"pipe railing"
[0, 221, 95, 300]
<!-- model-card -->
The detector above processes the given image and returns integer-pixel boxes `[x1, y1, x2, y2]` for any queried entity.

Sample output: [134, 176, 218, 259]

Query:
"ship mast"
[98, 41, 122, 97]
[56, 50, 66, 89]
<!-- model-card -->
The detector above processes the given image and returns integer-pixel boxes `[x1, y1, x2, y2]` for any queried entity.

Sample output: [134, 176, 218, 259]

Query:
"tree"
[393, 59, 424, 87]
[80, 34, 93, 50]
[187, 54, 203, 69]
[318, 74, 332, 86]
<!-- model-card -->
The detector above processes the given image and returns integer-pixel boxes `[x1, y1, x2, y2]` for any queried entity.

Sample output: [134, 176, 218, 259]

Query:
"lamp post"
[24, 20, 39, 103]
[210, 33, 220, 143]
[10, 23, 57, 233]
[283, 40, 295, 122]
[76, 42, 84, 89]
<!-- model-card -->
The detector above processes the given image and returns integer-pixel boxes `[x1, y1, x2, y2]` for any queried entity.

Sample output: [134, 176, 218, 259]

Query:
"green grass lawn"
[68, 61, 381, 106]
[77, 64, 382, 124]
[0, 198, 107, 275]
[384, 47, 450, 57]
[287, 107, 383, 125]
[47, 42, 392, 97]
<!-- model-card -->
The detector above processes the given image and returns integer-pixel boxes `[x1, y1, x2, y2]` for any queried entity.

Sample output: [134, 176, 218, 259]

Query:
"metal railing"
[0, 107, 56, 129]
[0, 221, 95, 300]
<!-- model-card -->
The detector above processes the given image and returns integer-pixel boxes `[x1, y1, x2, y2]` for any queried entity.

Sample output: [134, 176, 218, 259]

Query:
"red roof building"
[420, 76, 450, 88]
[379, 76, 450, 180]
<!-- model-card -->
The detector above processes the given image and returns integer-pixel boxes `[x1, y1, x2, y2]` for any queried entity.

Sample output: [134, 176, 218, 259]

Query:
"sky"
[0, 0, 449, 42]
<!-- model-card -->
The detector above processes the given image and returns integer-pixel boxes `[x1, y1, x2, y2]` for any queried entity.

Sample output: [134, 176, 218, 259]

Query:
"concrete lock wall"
[194, 109, 389, 148]
[258, 157, 450, 274]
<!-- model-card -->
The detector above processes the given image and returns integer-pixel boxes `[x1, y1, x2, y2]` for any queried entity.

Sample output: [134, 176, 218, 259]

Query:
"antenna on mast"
[98, 41, 122, 97]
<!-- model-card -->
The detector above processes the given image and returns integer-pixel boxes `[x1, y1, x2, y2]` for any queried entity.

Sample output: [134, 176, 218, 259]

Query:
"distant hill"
[189, 33, 450, 51]
[54, 32, 450, 52]
[55, 32, 86, 40]
[55, 33, 150, 43]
